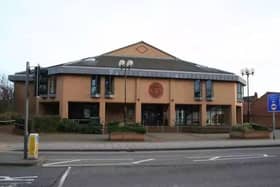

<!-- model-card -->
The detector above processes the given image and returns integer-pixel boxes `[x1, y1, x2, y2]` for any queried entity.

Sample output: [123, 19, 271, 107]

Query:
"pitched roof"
[9, 41, 245, 83]
[101, 41, 177, 60]
[66, 55, 233, 74]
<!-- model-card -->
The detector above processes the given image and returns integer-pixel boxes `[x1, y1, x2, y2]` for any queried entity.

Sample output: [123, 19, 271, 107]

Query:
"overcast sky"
[1, 0, 279, 96]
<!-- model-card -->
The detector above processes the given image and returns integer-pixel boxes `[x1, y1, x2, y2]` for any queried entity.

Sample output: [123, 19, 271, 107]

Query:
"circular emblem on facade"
[149, 82, 163, 98]
[136, 45, 148, 54]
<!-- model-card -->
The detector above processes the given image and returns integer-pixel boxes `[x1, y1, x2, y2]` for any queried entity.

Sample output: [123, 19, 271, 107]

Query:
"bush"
[231, 123, 269, 132]
[0, 112, 22, 121]
[57, 118, 103, 134]
[32, 115, 61, 133]
[108, 122, 146, 134]
[57, 118, 78, 132]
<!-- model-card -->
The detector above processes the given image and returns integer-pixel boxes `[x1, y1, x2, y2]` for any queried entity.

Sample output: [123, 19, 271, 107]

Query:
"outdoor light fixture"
[241, 67, 255, 123]
[118, 59, 134, 125]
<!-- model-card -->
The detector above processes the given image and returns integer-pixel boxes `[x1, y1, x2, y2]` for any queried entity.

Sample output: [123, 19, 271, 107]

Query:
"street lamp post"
[241, 68, 254, 123]
[118, 59, 134, 125]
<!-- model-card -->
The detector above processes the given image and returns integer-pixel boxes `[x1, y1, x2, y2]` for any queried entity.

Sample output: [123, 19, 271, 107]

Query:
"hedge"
[108, 122, 146, 134]
[231, 123, 270, 132]
[17, 116, 103, 134]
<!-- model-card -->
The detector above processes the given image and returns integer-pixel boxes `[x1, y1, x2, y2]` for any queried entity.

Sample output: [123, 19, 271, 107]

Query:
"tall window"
[91, 75, 100, 96]
[49, 77, 56, 95]
[207, 105, 229, 125]
[194, 80, 202, 99]
[105, 76, 114, 96]
[237, 83, 244, 102]
[206, 80, 213, 100]
[176, 105, 200, 125]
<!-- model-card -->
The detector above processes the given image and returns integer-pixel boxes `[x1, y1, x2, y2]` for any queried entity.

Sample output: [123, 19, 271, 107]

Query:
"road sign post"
[267, 94, 280, 140]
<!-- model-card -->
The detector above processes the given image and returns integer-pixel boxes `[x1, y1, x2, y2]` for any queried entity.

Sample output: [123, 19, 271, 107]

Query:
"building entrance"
[142, 104, 168, 126]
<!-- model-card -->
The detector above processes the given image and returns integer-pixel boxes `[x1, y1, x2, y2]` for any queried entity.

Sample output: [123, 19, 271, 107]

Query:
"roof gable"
[102, 41, 177, 60]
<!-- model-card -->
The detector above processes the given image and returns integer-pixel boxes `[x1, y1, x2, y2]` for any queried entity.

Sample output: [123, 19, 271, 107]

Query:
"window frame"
[194, 80, 202, 100]
[91, 75, 100, 97]
[237, 83, 244, 102]
[105, 76, 114, 97]
[48, 77, 56, 95]
[206, 80, 213, 100]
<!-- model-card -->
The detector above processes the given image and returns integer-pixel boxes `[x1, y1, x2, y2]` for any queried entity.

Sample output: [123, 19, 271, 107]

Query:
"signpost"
[267, 93, 280, 140]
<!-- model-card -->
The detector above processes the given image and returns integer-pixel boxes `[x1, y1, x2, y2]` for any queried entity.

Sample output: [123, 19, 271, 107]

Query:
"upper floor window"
[105, 76, 114, 97]
[237, 83, 244, 102]
[194, 80, 202, 99]
[206, 80, 213, 100]
[49, 77, 56, 95]
[91, 75, 100, 96]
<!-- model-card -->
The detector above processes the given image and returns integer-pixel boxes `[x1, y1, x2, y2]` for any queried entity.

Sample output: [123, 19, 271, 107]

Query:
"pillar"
[230, 105, 237, 126]
[99, 101, 106, 126]
[135, 78, 141, 124]
[60, 100, 68, 119]
[201, 104, 207, 127]
[135, 102, 141, 124]
[169, 102, 176, 127]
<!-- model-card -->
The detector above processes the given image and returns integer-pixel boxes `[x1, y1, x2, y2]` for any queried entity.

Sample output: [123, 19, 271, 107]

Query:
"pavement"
[1, 125, 280, 166]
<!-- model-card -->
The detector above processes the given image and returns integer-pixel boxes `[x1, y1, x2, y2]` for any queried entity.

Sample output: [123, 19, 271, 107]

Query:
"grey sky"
[1, 0, 279, 96]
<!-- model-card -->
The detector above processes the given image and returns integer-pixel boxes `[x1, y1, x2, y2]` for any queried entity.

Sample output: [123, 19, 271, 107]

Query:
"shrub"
[57, 119, 78, 133]
[108, 122, 146, 134]
[57, 118, 103, 134]
[32, 115, 61, 133]
[0, 112, 22, 121]
[231, 123, 270, 132]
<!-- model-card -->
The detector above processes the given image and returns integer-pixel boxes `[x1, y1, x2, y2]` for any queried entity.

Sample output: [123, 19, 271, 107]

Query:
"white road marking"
[132, 158, 155, 164]
[45, 162, 134, 167]
[0, 176, 38, 185]
[57, 167, 71, 187]
[187, 154, 271, 159]
[209, 156, 220, 161]
[43, 159, 81, 167]
[47, 158, 134, 161]
[43, 158, 134, 167]
[193, 154, 274, 162]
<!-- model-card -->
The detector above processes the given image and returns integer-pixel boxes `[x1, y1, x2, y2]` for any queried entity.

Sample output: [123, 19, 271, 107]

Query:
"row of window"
[91, 75, 114, 97]
[194, 80, 213, 100]
[175, 105, 229, 126]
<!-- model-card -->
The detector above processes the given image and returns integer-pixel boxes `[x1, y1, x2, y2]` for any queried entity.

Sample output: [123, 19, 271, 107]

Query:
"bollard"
[28, 133, 39, 160]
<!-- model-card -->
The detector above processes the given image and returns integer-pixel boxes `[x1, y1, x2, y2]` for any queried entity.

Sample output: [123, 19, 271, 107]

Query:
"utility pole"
[24, 61, 30, 159]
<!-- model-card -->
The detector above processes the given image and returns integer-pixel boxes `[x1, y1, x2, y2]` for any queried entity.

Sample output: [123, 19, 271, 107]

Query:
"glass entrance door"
[142, 104, 167, 126]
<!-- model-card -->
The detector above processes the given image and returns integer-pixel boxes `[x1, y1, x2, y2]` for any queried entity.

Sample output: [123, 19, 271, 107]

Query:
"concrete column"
[201, 104, 207, 127]
[168, 79, 176, 127]
[135, 78, 141, 124]
[99, 101, 106, 126]
[169, 102, 176, 127]
[135, 102, 141, 124]
[230, 105, 237, 126]
[60, 100, 68, 119]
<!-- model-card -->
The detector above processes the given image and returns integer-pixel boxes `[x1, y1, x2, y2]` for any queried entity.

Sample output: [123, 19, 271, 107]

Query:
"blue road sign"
[267, 94, 280, 112]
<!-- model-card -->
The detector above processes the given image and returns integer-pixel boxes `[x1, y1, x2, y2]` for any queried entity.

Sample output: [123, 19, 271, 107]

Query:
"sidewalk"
[1, 125, 280, 152]
[1, 127, 280, 166]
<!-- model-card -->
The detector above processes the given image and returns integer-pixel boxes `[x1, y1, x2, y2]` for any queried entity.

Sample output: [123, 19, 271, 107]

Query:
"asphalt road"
[1, 147, 280, 187]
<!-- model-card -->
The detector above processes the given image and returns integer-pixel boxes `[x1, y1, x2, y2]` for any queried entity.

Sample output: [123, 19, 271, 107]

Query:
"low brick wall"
[145, 126, 230, 133]
[109, 132, 145, 141]
[230, 131, 271, 139]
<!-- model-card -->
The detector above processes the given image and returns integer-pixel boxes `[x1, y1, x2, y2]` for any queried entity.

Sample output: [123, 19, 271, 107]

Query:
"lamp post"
[241, 68, 254, 123]
[118, 59, 134, 125]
